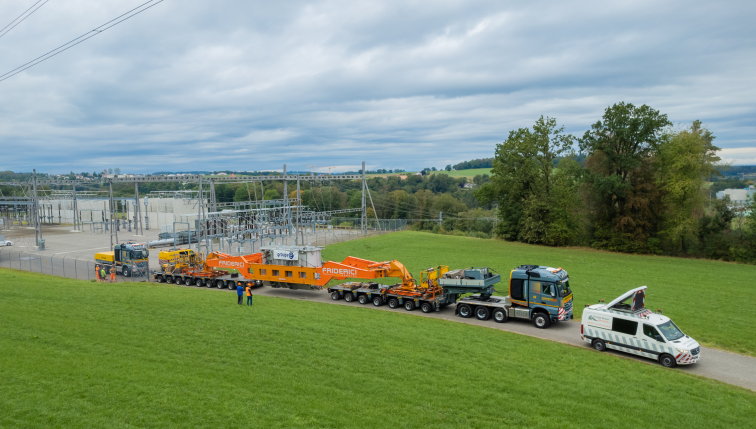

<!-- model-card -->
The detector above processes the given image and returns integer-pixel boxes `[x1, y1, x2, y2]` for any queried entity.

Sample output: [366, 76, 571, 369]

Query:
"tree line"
[475, 102, 756, 264]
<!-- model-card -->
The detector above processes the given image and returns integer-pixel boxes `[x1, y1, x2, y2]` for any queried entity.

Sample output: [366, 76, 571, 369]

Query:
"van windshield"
[658, 320, 684, 341]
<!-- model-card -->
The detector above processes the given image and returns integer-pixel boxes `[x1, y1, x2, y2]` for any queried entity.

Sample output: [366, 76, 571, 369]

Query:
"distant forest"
[453, 158, 493, 170]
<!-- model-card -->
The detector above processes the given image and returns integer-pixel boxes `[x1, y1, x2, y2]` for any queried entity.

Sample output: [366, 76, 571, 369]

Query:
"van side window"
[510, 279, 524, 301]
[643, 324, 664, 342]
[612, 318, 638, 336]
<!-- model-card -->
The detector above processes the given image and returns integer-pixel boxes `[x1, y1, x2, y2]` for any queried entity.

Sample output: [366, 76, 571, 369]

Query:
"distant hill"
[453, 158, 493, 170]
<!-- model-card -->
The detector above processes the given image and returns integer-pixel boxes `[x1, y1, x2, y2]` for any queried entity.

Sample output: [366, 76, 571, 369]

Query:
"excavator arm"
[205, 252, 263, 275]
[318, 258, 415, 287]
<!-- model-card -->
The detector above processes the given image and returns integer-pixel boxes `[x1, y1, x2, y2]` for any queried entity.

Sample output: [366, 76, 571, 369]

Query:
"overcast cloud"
[0, 0, 754, 173]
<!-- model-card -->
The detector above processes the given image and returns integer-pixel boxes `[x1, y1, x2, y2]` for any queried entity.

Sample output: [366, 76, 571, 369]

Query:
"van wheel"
[493, 308, 507, 323]
[659, 354, 677, 368]
[420, 302, 433, 313]
[358, 294, 368, 305]
[373, 296, 383, 306]
[533, 312, 550, 329]
[388, 298, 399, 308]
[592, 339, 607, 352]
[331, 291, 340, 300]
[344, 292, 354, 303]
[458, 304, 472, 318]
[475, 306, 491, 321]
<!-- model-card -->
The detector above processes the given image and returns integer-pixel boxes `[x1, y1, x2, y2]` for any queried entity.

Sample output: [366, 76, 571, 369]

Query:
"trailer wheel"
[372, 296, 383, 306]
[420, 302, 433, 313]
[164, 276, 173, 284]
[533, 312, 550, 329]
[344, 292, 354, 303]
[592, 339, 606, 352]
[458, 304, 472, 318]
[156, 275, 164, 283]
[492, 308, 507, 323]
[357, 294, 369, 305]
[227, 281, 235, 290]
[475, 306, 491, 321]
[331, 291, 341, 300]
[194, 278, 203, 287]
[404, 300, 415, 311]
[659, 354, 677, 368]
[388, 298, 399, 308]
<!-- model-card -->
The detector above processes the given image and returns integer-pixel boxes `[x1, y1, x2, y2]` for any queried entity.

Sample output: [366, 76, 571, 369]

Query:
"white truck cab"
[581, 286, 700, 367]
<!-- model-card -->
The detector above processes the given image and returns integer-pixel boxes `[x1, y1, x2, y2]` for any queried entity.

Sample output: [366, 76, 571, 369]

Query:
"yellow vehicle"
[94, 243, 149, 277]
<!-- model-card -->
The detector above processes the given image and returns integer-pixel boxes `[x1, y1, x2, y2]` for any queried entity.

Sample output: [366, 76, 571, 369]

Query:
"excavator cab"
[420, 266, 449, 290]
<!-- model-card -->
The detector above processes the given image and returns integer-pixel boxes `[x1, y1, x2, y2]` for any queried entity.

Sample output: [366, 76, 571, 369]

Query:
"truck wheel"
[373, 296, 383, 306]
[156, 275, 164, 283]
[227, 281, 235, 290]
[533, 312, 550, 329]
[165, 276, 173, 284]
[357, 294, 368, 305]
[331, 291, 340, 300]
[122, 267, 130, 277]
[475, 306, 491, 321]
[388, 298, 399, 308]
[592, 339, 607, 352]
[404, 300, 415, 311]
[344, 292, 354, 303]
[458, 304, 472, 318]
[659, 354, 677, 368]
[420, 302, 433, 313]
[493, 308, 507, 323]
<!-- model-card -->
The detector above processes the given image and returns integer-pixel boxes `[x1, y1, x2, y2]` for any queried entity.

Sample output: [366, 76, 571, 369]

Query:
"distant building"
[716, 186, 755, 206]
[399, 175, 408, 180]
[216, 172, 228, 176]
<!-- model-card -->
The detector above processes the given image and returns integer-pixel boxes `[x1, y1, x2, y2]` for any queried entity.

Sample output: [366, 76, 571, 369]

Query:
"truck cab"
[95, 243, 149, 277]
[509, 265, 573, 325]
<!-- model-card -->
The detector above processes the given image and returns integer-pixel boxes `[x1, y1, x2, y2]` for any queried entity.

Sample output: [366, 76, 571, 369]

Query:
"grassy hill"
[323, 231, 756, 356]
[0, 270, 753, 428]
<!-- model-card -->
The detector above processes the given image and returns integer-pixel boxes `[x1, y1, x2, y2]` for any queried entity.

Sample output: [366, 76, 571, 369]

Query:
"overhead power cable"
[0, 0, 48, 40]
[0, 0, 164, 83]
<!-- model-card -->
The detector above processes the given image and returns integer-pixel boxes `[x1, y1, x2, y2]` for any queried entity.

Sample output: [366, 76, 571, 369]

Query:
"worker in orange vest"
[95, 265, 101, 282]
[110, 267, 116, 282]
[245, 284, 253, 306]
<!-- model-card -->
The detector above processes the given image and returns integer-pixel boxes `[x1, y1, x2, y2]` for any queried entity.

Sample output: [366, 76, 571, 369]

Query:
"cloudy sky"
[0, 0, 754, 174]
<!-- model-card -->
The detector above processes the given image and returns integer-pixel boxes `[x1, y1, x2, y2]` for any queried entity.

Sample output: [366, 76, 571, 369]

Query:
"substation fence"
[304, 218, 407, 247]
[0, 249, 150, 284]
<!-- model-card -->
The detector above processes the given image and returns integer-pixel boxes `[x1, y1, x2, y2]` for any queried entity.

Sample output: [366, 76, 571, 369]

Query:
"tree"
[108, 168, 113, 174]
[657, 121, 720, 254]
[580, 102, 672, 252]
[114, 168, 121, 175]
[445, 165, 452, 172]
[489, 116, 578, 245]
[264, 189, 281, 200]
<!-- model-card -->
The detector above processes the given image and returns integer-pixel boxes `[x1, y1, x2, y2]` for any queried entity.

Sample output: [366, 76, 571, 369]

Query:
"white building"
[716, 186, 755, 205]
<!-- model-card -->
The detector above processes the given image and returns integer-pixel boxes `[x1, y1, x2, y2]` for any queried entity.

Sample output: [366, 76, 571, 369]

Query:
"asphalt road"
[194, 283, 756, 392]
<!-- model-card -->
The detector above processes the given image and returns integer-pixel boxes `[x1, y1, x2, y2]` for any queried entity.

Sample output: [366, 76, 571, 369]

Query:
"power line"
[0, 0, 47, 39]
[0, 0, 164, 83]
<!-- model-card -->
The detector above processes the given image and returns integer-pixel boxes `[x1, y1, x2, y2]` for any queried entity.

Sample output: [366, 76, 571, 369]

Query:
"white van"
[581, 286, 700, 367]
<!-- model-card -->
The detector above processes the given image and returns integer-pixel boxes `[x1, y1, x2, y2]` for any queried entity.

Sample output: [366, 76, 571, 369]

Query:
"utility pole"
[361, 161, 366, 235]
[109, 180, 117, 248]
[296, 175, 301, 246]
[134, 183, 142, 235]
[32, 169, 42, 248]
[197, 176, 203, 253]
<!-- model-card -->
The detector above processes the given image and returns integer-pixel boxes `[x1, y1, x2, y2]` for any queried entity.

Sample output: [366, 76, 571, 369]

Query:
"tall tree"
[489, 116, 578, 245]
[580, 102, 672, 252]
[657, 121, 721, 253]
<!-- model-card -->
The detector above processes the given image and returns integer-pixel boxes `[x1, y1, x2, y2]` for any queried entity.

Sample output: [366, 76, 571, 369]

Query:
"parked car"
[581, 286, 700, 367]
[1, 240, 12, 246]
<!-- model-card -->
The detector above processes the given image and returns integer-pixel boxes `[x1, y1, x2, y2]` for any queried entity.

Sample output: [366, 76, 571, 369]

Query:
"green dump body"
[437, 267, 500, 304]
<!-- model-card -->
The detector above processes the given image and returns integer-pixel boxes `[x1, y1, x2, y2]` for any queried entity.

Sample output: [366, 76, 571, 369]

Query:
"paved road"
[192, 283, 756, 392]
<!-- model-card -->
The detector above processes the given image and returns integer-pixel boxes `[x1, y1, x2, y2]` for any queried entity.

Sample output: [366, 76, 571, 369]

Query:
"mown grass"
[0, 269, 753, 428]
[322, 231, 756, 356]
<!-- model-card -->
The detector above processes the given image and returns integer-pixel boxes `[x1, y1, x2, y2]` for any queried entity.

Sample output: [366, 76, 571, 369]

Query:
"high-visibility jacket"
[245, 287, 252, 296]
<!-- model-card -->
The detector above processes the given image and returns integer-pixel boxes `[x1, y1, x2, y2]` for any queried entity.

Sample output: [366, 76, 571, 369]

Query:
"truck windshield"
[658, 320, 684, 341]
[133, 250, 148, 260]
[557, 281, 571, 297]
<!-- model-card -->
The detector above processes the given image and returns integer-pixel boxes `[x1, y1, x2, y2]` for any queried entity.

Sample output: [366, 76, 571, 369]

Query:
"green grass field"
[0, 270, 753, 428]
[322, 231, 756, 356]
[437, 168, 492, 178]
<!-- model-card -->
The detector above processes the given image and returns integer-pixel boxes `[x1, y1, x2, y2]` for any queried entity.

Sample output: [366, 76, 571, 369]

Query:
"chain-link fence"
[0, 249, 150, 284]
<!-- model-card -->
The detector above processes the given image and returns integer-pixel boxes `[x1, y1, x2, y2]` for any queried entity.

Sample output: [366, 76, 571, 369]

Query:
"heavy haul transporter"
[330, 264, 573, 329]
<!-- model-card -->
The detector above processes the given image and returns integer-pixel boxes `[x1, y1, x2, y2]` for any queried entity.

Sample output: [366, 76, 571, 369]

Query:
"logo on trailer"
[219, 261, 245, 268]
[273, 250, 298, 260]
[322, 267, 358, 277]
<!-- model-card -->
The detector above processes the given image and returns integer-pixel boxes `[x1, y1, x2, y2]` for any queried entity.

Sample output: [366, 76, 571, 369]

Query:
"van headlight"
[678, 349, 689, 354]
